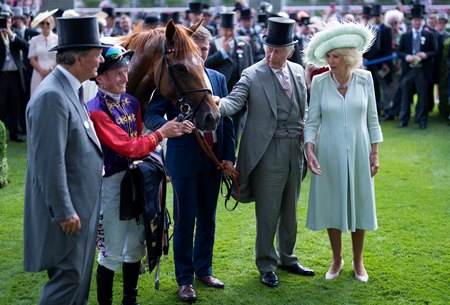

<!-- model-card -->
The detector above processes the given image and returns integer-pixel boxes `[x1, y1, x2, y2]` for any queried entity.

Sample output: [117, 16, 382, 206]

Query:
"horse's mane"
[120, 22, 199, 59]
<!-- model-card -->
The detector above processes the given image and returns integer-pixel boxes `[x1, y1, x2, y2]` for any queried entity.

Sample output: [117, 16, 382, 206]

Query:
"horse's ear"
[166, 19, 176, 41]
[188, 18, 204, 36]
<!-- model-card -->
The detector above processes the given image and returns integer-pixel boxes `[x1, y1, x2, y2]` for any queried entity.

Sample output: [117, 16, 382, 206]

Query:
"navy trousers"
[171, 155, 222, 286]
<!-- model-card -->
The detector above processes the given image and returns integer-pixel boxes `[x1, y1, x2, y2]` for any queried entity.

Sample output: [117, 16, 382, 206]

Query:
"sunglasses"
[39, 22, 50, 26]
[104, 45, 127, 61]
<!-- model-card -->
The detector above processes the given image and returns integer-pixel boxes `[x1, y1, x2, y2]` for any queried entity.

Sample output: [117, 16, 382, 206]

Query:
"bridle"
[157, 45, 212, 122]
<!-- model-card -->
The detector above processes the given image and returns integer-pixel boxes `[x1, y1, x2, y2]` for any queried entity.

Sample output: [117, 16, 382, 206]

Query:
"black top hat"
[188, 2, 203, 14]
[144, 14, 159, 25]
[257, 13, 267, 24]
[410, 5, 424, 19]
[171, 11, 180, 24]
[262, 17, 297, 47]
[220, 12, 236, 29]
[240, 8, 252, 20]
[234, 3, 243, 12]
[362, 5, 372, 16]
[49, 17, 105, 51]
[160, 12, 171, 24]
[371, 4, 381, 17]
[97, 44, 134, 76]
[101, 7, 114, 18]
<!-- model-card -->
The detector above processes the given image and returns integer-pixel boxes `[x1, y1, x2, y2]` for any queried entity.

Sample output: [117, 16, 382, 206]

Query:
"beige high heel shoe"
[352, 261, 369, 282]
[325, 259, 344, 280]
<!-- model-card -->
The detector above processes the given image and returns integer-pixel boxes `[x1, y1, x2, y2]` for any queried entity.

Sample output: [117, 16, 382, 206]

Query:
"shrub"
[0, 120, 8, 188]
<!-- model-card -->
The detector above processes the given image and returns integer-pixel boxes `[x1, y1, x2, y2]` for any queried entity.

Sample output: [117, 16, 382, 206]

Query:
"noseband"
[157, 45, 212, 122]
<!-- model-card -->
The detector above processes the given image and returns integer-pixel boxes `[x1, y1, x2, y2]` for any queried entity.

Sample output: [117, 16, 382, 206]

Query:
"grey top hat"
[220, 12, 236, 29]
[262, 17, 297, 47]
[49, 17, 106, 51]
[1, 4, 13, 17]
[11, 7, 25, 19]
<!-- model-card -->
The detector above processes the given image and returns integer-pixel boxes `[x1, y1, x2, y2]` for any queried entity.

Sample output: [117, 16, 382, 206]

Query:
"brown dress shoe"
[196, 275, 225, 288]
[178, 284, 197, 302]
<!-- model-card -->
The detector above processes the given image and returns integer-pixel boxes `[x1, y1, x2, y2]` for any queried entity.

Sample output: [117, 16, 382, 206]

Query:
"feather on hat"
[304, 21, 376, 68]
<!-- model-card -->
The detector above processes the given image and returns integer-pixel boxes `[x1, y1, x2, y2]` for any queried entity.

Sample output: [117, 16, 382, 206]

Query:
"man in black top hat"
[397, 5, 437, 129]
[187, 1, 203, 26]
[290, 11, 311, 67]
[205, 11, 253, 139]
[24, 16, 106, 305]
[0, 4, 29, 142]
[217, 17, 314, 288]
[238, 7, 264, 62]
[371, 4, 394, 116]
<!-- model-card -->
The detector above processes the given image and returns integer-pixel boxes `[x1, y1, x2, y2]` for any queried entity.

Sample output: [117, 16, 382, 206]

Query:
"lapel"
[286, 62, 306, 118]
[257, 62, 277, 117]
[54, 69, 102, 152]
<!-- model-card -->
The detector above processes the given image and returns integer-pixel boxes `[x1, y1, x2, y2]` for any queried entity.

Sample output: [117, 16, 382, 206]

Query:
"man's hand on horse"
[158, 118, 185, 138]
[213, 95, 221, 106]
[180, 120, 195, 134]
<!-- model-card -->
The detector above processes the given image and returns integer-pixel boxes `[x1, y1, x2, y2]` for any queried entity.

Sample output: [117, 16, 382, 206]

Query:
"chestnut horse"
[120, 20, 220, 131]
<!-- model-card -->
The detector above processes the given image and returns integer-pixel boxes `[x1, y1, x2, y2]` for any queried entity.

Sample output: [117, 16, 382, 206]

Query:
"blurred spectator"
[1, 4, 29, 142]
[28, 9, 58, 96]
[112, 14, 132, 36]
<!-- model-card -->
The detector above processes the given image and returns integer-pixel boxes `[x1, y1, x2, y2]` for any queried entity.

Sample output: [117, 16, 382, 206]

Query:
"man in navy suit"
[144, 26, 235, 303]
[397, 5, 437, 129]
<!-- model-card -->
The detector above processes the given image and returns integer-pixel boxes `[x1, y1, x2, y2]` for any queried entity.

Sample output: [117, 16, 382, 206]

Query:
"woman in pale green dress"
[303, 22, 383, 283]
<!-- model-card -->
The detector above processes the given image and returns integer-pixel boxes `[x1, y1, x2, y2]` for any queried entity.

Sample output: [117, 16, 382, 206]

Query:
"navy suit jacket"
[144, 68, 236, 178]
[0, 29, 29, 92]
[397, 29, 437, 81]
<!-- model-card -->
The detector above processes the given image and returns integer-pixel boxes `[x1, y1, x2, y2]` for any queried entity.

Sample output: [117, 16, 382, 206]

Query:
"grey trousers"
[251, 137, 303, 273]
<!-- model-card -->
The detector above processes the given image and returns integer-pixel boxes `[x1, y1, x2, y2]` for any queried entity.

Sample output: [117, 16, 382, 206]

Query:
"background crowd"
[0, 0, 448, 304]
[0, 0, 449, 143]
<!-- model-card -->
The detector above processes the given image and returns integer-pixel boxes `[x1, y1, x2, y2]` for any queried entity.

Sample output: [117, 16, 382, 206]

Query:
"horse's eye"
[172, 64, 188, 73]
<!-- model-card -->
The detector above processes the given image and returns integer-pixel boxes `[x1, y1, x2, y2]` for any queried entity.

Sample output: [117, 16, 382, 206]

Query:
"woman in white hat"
[28, 9, 58, 95]
[303, 21, 383, 282]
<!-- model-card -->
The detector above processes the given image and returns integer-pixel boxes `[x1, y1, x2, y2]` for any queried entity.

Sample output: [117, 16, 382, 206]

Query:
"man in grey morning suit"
[217, 17, 315, 288]
[24, 17, 105, 305]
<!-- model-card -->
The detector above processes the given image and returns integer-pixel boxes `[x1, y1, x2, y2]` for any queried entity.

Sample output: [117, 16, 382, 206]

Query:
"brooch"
[420, 36, 426, 45]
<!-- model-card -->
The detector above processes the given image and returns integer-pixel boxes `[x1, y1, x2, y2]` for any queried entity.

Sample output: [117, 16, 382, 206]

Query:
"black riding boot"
[97, 264, 115, 305]
[121, 262, 141, 305]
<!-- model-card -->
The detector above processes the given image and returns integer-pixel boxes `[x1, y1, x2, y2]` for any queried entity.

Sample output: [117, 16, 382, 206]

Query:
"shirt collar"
[56, 65, 82, 95]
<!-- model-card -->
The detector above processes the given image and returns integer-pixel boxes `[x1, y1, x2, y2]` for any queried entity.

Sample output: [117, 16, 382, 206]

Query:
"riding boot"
[96, 264, 115, 305]
[121, 262, 141, 305]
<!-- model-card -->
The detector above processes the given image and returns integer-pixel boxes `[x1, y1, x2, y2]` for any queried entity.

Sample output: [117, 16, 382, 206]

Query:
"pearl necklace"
[332, 73, 352, 90]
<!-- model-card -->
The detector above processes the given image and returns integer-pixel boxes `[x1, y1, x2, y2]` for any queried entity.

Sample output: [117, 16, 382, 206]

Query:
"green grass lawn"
[0, 112, 449, 305]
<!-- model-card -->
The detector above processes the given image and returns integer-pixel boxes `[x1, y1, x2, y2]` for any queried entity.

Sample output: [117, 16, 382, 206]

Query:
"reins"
[193, 129, 240, 211]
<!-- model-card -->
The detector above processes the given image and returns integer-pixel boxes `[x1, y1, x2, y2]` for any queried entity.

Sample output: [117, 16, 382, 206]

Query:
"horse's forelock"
[121, 28, 165, 53]
[170, 24, 199, 59]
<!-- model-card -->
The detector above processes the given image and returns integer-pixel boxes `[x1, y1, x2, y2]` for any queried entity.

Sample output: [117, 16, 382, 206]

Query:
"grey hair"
[56, 48, 93, 66]
[330, 48, 362, 71]
[192, 25, 212, 43]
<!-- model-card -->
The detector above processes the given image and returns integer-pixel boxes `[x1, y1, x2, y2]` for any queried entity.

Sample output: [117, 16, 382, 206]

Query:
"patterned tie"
[413, 31, 421, 55]
[277, 69, 292, 98]
[204, 131, 214, 149]
[78, 86, 84, 104]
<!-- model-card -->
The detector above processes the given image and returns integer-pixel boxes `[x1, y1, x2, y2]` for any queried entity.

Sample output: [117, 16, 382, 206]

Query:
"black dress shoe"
[280, 263, 315, 276]
[10, 135, 24, 142]
[261, 271, 279, 288]
[382, 114, 394, 121]
[178, 284, 197, 302]
[397, 122, 408, 128]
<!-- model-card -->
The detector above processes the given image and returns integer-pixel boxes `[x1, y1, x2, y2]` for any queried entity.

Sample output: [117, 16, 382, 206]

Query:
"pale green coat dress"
[304, 69, 383, 233]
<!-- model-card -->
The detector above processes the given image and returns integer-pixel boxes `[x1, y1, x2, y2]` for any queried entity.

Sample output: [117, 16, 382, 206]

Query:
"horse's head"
[122, 20, 220, 131]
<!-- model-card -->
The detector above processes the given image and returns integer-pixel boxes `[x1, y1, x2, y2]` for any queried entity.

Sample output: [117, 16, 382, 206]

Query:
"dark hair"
[56, 48, 92, 65]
